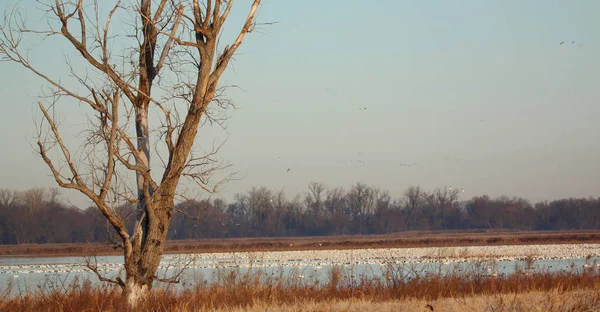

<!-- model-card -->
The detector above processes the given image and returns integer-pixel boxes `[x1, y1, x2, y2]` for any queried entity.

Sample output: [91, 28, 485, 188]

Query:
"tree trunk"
[124, 278, 150, 308]
[127, 105, 159, 307]
[135, 106, 152, 246]
[126, 0, 157, 305]
[123, 203, 172, 307]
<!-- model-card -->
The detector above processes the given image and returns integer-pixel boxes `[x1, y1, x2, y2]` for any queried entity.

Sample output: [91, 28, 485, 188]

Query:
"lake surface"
[2, 244, 599, 296]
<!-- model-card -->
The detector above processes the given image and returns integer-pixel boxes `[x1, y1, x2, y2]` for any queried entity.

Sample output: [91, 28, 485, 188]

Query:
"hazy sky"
[1, 0, 599, 207]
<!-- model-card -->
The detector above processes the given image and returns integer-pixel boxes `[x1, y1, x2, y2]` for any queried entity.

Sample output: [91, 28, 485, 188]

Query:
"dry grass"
[183, 290, 600, 312]
[2, 229, 600, 257]
[2, 260, 600, 311]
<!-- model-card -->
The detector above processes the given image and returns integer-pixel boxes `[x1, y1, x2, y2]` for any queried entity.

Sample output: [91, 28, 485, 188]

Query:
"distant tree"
[245, 187, 274, 236]
[226, 193, 252, 237]
[324, 187, 348, 235]
[0, 189, 17, 209]
[373, 190, 403, 234]
[347, 183, 376, 234]
[430, 187, 461, 229]
[17, 188, 49, 214]
[1, 185, 600, 242]
[304, 182, 326, 235]
[403, 185, 426, 230]
[579, 198, 600, 229]
[267, 189, 288, 236]
[466, 195, 493, 229]
[533, 201, 553, 230]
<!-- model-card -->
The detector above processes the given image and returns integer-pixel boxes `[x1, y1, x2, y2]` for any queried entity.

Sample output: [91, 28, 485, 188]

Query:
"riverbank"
[2, 230, 600, 257]
[2, 263, 599, 311]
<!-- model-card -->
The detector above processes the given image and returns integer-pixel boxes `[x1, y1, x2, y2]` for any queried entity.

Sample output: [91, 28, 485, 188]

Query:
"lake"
[2, 244, 599, 296]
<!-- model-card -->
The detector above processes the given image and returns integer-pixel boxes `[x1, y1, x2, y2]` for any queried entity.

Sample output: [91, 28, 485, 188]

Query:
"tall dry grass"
[2, 258, 600, 311]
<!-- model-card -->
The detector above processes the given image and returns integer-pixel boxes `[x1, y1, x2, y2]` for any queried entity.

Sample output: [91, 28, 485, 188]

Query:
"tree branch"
[85, 256, 125, 288]
[156, 4, 183, 75]
[208, 0, 260, 87]
[37, 102, 132, 257]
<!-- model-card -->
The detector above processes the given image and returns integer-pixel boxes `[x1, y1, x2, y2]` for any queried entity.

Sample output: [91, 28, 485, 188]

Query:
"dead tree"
[0, 0, 262, 306]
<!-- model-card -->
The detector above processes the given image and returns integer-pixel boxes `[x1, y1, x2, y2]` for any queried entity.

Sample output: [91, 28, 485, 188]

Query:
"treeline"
[0, 184, 599, 244]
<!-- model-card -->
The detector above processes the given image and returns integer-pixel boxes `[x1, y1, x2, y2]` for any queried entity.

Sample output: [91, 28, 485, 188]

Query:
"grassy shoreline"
[1, 229, 600, 258]
[2, 260, 599, 311]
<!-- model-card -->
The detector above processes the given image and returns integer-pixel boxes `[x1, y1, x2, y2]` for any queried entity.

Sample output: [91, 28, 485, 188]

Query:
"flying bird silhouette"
[560, 42, 564, 45]
[399, 162, 416, 167]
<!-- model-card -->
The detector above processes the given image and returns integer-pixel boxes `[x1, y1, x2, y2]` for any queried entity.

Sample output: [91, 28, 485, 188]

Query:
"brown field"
[1, 229, 600, 257]
[2, 262, 600, 311]
[4, 291, 600, 312]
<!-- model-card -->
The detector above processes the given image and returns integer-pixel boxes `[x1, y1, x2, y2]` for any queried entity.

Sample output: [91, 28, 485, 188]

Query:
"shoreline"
[1, 229, 599, 258]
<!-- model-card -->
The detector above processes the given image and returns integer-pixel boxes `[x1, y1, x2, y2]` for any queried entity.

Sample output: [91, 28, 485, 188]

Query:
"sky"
[0, 0, 599, 207]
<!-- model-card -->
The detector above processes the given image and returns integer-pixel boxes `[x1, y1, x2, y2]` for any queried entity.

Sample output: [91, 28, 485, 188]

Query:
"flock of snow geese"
[2, 244, 599, 278]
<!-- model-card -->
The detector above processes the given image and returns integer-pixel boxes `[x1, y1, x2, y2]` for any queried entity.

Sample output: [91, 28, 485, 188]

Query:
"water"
[1, 250, 598, 297]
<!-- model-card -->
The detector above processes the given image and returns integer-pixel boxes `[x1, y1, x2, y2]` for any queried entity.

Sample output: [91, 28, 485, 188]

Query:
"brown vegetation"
[2, 262, 600, 311]
[2, 185, 599, 250]
[2, 186, 600, 247]
[1, 229, 600, 257]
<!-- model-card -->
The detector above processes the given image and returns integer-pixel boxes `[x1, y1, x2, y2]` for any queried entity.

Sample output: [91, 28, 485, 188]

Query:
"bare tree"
[0, 0, 263, 306]
[304, 181, 325, 233]
[0, 189, 17, 208]
[431, 187, 461, 229]
[403, 185, 426, 230]
[17, 188, 48, 213]
[324, 187, 347, 235]
[247, 186, 273, 235]
[347, 183, 376, 234]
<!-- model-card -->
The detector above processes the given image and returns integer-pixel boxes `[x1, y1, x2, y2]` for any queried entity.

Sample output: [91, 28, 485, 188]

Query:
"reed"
[2, 257, 599, 311]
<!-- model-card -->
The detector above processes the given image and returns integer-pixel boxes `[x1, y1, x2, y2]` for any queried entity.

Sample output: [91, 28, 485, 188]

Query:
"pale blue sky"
[1, 0, 599, 207]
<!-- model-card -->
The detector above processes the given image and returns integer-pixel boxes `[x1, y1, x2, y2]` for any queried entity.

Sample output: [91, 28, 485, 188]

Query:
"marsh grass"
[2, 256, 600, 311]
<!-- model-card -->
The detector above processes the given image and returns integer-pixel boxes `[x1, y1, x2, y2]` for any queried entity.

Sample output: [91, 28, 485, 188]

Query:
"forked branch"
[209, 0, 261, 87]
[85, 255, 125, 288]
